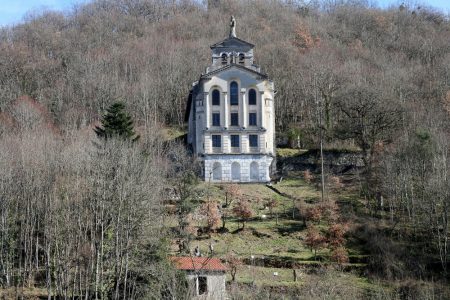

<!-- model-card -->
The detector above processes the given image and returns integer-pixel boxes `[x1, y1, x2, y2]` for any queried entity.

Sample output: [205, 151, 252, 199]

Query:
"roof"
[201, 63, 268, 80]
[170, 256, 228, 272]
[210, 36, 254, 52]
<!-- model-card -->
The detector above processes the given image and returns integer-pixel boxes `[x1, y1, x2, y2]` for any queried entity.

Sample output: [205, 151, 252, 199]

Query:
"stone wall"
[277, 150, 365, 175]
[204, 154, 273, 182]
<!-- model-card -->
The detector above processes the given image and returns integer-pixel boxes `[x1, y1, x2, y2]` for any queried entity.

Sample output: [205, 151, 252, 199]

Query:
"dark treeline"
[0, 0, 449, 298]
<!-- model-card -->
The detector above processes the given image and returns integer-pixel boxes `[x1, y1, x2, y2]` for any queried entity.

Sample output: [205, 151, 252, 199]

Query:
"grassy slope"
[173, 173, 376, 292]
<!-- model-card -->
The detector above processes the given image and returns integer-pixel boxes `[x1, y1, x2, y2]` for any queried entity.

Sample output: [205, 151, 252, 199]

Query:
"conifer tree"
[94, 102, 140, 141]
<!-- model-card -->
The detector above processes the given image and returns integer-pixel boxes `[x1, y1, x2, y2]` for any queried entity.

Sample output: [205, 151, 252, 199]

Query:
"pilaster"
[204, 92, 210, 128]
[223, 133, 230, 153]
[259, 91, 265, 128]
[241, 134, 249, 153]
[223, 92, 228, 128]
[204, 134, 212, 154]
[241, 89, 247, 128]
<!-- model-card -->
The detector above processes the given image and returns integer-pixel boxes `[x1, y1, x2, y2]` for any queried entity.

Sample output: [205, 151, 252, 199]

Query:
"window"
[239, 53, 245, 64]
[212, 89, 220, 106]
[248, 89, 256, 105]
[249, 113, 257, 126]
[231, 135, 240, 148]
[230, 81, 239, 105]
[198, 276, 207, 295]
[249, 135, 258, 147]
[250, 162, 259, 180]
[231, 162, 241, 181]
[212, 162, 222, 180]
[212, 113, 220, 126]
[212, 135, 221, 148]
[221, 53, 227, 65]
[230, 113, 239, 126]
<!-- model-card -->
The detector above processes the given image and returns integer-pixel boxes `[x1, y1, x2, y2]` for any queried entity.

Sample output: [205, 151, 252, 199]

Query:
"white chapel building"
[186, 16, 275, 183]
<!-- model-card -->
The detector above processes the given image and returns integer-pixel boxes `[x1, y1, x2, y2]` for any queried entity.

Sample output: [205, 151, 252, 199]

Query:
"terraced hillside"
[167, 171, 386, 297]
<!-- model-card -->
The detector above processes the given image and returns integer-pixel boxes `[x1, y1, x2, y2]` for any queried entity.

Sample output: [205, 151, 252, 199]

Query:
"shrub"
[305, 225, 327, 259]
[303, 169, 314, 184]
[331, 246, 349, 264]
[305, 206, 322, 223]
[201, 201, 221, 232]
[328, 223, 348, 248]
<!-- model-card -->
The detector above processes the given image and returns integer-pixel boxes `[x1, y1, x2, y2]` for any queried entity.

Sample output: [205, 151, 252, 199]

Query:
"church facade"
[186, 17, 275, 183]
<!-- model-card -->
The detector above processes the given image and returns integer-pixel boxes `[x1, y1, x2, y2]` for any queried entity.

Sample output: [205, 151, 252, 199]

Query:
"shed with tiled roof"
[170, 256, 227, 300]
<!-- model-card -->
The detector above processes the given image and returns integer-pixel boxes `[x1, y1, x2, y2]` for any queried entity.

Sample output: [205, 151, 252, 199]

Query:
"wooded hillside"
[0, 0, 449, 299]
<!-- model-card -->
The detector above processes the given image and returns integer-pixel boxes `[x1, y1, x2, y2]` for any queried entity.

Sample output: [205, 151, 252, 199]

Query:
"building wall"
[186, 272, 227, 300]
[187, 38, 275, 183]
[204, 154, 273, 182]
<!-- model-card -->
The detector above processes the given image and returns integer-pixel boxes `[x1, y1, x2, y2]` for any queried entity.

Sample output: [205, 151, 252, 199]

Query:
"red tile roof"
[170, 256, 228, 271]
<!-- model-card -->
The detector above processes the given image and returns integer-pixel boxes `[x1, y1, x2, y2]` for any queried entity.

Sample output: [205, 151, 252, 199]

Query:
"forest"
[0, 0, 449, 299]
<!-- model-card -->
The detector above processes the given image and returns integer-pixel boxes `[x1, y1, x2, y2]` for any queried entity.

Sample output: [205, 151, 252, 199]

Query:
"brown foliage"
[305, 206, 322, 223]
[303, 169, 314, 184]
[184, 213, 198, 237]
[331, 246, 349, 264]
[304, 225, 327, 258]
[328, 223, 348, 248]
[233, 199, 253, 229]
[201, 201, 221, 232]
[329, 176, 344, 189]
[225, 253, 242, 282]
[223, 184, 242, 206]
[320, 201, 339, 223]
[293, 23, 316, 52]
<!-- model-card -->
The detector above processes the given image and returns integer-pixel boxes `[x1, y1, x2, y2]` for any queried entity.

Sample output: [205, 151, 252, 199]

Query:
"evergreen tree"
[94, 102, 140, 141]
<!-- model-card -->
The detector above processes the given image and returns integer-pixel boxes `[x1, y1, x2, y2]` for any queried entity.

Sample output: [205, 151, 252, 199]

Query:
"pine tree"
[94, 102, 140, 141]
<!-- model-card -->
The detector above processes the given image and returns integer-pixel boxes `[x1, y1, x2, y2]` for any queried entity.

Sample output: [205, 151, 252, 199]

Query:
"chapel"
[186, 16, 275, 182]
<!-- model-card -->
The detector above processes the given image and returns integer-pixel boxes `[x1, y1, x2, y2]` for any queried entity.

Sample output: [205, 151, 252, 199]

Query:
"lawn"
[168, 175, 377, 291]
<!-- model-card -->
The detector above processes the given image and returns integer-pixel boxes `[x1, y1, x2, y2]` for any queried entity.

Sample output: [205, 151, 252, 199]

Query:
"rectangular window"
[212, 113, 220, 126]
[212, 90, 220, 106]
[198, 276, 207, 295]
[230, 82, 239, 105]
[249, 113, 257, 126]
[230, 113, 239, 126]
[231, 135, 240, 148]
[212, 135, 221, 148]
[249, 135, 258, 147]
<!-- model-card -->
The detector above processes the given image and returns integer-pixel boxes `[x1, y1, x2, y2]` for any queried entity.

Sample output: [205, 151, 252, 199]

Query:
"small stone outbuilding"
[171, 256, 227, 300]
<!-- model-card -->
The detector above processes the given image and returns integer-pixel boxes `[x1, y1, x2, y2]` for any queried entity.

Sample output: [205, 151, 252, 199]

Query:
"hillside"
[0, 0, 449, 299]
[166, 165, 450, 298]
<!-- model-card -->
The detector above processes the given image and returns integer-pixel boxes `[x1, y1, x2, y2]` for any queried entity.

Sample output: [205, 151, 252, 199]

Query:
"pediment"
[201, 64, 267, 80]
[210, 37, 254, 52]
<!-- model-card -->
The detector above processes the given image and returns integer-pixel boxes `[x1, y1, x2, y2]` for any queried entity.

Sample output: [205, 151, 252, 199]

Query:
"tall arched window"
[212, 162, 222, 181]
[250, 162, 259, 181]
[212, 89, 220, 106]
[230, 81, 239, 105]
[248, 89, 256, 105]
[231, 162, 241, 181]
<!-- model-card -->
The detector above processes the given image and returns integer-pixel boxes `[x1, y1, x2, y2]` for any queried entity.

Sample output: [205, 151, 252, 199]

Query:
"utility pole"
[314, 74, 326, 201]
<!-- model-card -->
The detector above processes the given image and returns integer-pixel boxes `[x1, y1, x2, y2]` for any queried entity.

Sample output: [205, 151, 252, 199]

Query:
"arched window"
[212, 162, 222, 181]
[212, 89, 220, 106]
[239, 53, 245, 64]
[250, 162, 259, 181]
[230, 81, 239, 105]
[221, 53, 228, 65]
[231, 162, 241, 181]
[248, 89, 256, 105]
